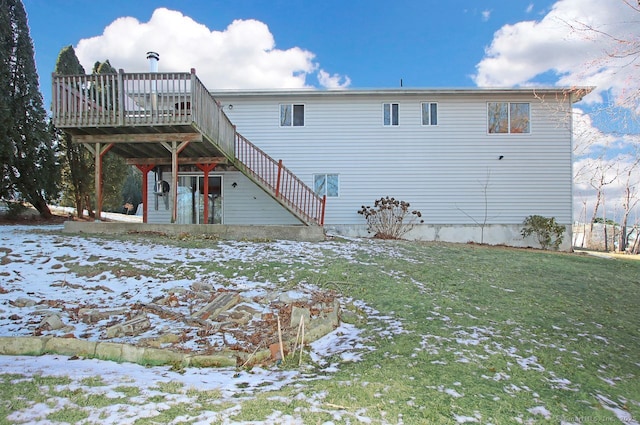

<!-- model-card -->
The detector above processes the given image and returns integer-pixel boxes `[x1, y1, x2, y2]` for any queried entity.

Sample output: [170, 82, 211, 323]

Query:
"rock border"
[0, 336, 243, 368]
[0, 295, 345, 369]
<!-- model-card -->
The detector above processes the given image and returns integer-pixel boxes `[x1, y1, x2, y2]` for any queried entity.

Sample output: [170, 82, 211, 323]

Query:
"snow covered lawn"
[0, 224, 638, 424]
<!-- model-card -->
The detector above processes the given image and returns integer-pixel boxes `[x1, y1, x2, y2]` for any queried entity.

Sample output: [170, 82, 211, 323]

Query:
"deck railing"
[52, 70, 325, 225]
[53, 71, 234, 152]
[235, 133, 326, 225]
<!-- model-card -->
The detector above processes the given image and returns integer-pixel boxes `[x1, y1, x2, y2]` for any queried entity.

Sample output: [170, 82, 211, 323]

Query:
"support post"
[161, 141, 190, 223]
[93, 142, 114, 221]
[171, 142, 179, 223]
[94, 142, 100, 220]
[135, 164, 155, 223]
[196, 163, 217, 224]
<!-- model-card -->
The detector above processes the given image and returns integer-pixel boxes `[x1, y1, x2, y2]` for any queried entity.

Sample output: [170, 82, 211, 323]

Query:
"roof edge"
[211, 86, 595, 102]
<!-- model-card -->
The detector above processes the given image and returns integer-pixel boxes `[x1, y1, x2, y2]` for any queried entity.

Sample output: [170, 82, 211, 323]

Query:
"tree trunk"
[85, 194, 95, 218]
[31, 195, 52, 219]
[74, 193, 83, 219]
[619, 210, 629, 252]
[631, 228, 640, 254]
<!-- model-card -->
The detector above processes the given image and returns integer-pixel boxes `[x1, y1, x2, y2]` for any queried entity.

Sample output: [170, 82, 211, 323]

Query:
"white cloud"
[473, 0, 639, 110]
[317, 70, 351, 89]
[75, 8, 350, 90]
[481, 10, 492, 21]
[572, 108, 620, 158]
[572, 107, 640, 221]
[526, 3, 535, 13]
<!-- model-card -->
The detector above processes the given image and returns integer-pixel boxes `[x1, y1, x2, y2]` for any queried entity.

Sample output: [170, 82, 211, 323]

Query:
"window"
[280, 104, 305, 126]
[314, 174, 339, 197]
[488, 102, 530, 134]
[383, 103, 399, 126]
[421, 102, 438, 126]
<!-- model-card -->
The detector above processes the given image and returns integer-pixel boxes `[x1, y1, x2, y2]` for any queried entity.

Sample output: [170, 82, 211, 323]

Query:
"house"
[51, 67, 591, 249]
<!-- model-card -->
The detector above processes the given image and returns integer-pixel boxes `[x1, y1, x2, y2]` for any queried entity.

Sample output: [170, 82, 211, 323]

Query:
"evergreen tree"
[54, 45, 93, 217]
[121, 166, 142, 213]
[92, 59, 129, 212]
[0, 0, 59, 217]
[0, 2, 12, 198]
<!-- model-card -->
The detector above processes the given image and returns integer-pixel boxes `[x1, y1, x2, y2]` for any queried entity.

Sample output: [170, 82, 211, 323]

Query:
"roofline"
[211, 86, 595, 103]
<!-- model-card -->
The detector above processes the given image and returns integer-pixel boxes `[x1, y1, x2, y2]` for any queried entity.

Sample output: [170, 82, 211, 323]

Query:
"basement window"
[314, 174, 339, 197]
[280, 104, 305, 127]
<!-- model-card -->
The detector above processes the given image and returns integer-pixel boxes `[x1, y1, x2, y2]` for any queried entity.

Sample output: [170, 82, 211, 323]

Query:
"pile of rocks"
[4, 283, 342, 367]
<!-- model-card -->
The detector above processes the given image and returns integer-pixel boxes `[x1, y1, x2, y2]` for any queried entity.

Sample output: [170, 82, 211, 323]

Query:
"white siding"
[216, 91, 573, 226]
[145, 171, 299, 225]
[146, 173, 172, 224]
[219, 172, 300, 225]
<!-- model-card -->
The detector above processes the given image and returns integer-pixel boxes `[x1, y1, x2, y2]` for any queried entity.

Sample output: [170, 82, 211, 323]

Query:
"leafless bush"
[357, 196, 424, 239]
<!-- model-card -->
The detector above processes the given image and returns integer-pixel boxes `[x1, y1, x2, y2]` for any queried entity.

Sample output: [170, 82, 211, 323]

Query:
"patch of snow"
[0, 354, 299, 397]
[594, 335, 609, 344]
[599, 376, 618, 386]
[548, 376, 579, 391]
[443, 387, 464, 398]
[310, 323, 369, 367]
[453, 414, 479, 423]
[516, 356, 545, 372]
[595, 395, 640, 425]
[527, 405, 551, 419]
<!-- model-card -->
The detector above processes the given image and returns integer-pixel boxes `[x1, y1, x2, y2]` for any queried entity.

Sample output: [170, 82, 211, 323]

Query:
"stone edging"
[0, 300, 347, 368]
[0, 336, 253, 368]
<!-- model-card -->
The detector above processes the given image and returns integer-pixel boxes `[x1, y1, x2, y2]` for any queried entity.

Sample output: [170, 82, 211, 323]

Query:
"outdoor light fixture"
[498, 155, 504, 160]
[232, 182, 238, 188]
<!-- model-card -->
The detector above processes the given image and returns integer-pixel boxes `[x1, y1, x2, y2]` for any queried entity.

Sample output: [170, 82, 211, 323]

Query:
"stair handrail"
[235, 133, 326, 226]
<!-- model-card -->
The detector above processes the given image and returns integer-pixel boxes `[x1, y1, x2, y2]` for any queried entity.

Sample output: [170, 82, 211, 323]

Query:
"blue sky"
[25, 0, 559, 98]
[23, 0, 640, 222]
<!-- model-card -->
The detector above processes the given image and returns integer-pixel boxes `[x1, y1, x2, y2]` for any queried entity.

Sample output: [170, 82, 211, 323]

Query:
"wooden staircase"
[52, 70, 326, 226]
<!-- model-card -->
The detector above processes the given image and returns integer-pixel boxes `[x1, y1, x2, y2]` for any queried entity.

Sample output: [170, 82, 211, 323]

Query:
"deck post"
[94, 142, 101, 220]
[171, 142, 179, 223]
[92, 142, 114, 221]
[161, 141, 191, 223]
[135, 164, 156, 223]
[196, 163, 217, 223]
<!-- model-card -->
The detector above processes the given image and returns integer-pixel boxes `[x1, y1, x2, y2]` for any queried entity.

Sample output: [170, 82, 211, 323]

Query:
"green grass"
[1, 234, 639, 424]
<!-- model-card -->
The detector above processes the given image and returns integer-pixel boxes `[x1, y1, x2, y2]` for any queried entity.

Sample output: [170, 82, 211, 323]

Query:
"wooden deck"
[51, 70, 325, 226]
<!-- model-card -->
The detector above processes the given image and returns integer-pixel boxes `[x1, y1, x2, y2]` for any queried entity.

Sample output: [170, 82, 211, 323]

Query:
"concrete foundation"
[325, 223, 573, 251]
[63, 221, 326, 242]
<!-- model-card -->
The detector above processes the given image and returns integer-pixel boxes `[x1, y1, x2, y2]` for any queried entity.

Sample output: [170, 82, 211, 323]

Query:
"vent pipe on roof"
[146, 51, 159, 73]
[146, 52, 159, 113]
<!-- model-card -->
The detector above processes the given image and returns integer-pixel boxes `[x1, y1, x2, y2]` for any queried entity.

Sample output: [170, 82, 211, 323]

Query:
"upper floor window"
[314, 173, 339, 197]
[421, 102, 438, 126]
[383, 103, 399, 126]
[280, 104, 305, 126]
[488, 102, 530, 134]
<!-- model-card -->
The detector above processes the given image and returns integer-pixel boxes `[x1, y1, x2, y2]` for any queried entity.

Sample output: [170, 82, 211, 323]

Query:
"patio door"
[176, 174, 222, 224]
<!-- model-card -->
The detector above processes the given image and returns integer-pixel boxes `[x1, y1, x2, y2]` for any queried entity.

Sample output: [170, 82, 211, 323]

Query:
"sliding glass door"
[176, 174, 222, 224]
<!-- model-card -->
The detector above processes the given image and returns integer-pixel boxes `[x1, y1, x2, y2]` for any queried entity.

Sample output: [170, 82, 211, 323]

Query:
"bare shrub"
[357, 197, 424, 239]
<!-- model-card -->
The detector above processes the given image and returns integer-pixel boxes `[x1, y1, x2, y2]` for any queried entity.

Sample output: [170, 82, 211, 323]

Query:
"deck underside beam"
[73, 133, 202, 144]
[125, 157, 228, 166]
